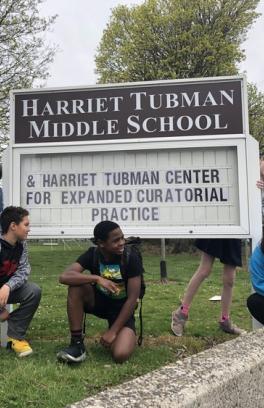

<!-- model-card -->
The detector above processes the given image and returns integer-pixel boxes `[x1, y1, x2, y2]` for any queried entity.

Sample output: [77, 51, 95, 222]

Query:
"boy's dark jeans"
[7, 282, 41, 340]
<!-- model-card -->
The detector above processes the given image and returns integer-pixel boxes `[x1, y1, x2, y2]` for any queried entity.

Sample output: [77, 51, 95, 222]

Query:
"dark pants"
[84, 287, 136, 332]
[247, 292, 264, 325]
[7, 282, 41, 340]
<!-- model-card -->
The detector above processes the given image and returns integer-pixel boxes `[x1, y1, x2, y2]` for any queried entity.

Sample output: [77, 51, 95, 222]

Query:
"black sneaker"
[57, 339, 86, 363]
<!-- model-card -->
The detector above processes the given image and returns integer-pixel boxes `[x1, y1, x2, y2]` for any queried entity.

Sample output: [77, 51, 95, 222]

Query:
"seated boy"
[247, 237, 264, 325]
[0, 206, 41, 357]
[57, 220, 143, 364]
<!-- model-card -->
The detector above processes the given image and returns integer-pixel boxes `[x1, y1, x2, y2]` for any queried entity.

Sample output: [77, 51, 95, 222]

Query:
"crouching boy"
[57, 221, 143, 363]
[0, 206, 41, 357]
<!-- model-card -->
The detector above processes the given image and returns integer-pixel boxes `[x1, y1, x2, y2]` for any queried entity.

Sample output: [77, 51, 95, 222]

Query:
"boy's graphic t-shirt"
[96, 262, 125, 299]
[76, 247, 143, 301]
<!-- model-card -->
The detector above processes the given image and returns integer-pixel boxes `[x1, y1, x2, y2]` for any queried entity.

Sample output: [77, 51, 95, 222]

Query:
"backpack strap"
[92, 246, 100, 273]
[121, 246, 144, 346]
[137, 298, 143, 346]
[82, 312, 87, 337]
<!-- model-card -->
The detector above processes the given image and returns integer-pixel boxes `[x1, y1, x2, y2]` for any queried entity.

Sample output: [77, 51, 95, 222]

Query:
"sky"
[39, 0, 264, 91]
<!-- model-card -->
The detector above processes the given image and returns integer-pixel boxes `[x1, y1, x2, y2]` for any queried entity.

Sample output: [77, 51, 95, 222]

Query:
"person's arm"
[100, 275, 141, 347]
[256, 180, 264, 189]
[60, 262, 95, 285]
[257, 160, 264, 189]
[0, 284, 10, 308]
[59, 262, 119, 294]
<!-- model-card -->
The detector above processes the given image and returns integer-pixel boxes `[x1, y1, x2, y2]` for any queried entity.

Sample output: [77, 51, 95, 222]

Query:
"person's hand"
[97, 277, 119, 294]
[100, 329, 117, 348]
[0, 285, 10, 308]
[256, 179, 264, 190]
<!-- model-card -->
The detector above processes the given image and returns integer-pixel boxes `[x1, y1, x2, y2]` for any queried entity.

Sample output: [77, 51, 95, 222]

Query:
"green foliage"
[95, 0, 260, 83]
[0, 243, 252, 407]
[96, 0, 264, 144]
[247, 82, 264, 147]
[0, 0, 57, 151]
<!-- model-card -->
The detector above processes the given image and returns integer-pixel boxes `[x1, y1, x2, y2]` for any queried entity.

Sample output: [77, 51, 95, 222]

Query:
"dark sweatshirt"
[0, 238, 31, 291]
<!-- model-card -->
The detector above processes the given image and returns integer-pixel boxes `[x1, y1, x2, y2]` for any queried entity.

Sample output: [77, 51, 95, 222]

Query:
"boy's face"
[11, 215, 30, 241]
[100, 227, 125, 256]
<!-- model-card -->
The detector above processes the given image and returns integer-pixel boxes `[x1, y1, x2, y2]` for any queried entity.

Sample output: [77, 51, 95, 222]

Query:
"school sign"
[3, 76, 261, 239]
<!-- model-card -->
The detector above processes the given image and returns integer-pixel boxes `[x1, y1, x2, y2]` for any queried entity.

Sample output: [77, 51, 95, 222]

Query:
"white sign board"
[4, 76, 262, 239]
[20, 146, 240, 225]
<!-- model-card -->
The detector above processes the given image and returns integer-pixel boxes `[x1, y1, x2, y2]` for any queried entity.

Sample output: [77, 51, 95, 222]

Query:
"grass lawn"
[0, 242, 252, 408]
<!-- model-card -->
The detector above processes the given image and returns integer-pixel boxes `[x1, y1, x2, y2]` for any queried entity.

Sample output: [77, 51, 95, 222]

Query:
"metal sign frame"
[4, 76, 261, 240]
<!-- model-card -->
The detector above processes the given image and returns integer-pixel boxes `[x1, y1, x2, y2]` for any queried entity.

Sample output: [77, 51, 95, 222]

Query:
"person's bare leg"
[219, 265, 244, 334]
[171, 252, 215, 336]
[67, 284, 94, 331]
[220, 264, 236, 319]
[57, 284, 95, 363]
[111, 327, 136, 363]
[182, 252, 215, 305]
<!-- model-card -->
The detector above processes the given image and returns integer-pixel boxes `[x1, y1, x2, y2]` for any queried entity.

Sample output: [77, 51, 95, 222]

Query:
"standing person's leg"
[182, 252, 215, 305]
[171, 252, 214, 336]
[219, 265, 244, 334]
[220, 264, 236, 319]
[57, 284, 95, 363]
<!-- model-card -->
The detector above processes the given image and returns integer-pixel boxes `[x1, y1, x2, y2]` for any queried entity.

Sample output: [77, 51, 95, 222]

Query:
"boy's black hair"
[93, 220, 120, 243]
[0, 206, 29, 234]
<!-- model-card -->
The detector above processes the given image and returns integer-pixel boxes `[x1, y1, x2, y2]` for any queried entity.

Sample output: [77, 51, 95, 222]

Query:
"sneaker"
[57, 339, 86, 363]
[171, 308, 188, 336]
[219, 319, 245, 335]
[7, 338, 33, 357]
[0, 308, 9, 322]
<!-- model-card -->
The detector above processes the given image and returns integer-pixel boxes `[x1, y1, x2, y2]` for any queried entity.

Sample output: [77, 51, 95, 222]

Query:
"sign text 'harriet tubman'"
[14, 79, 244, 143]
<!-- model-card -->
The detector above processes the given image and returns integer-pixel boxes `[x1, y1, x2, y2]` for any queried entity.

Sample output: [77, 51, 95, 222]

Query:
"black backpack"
[122, 237, 146, 300]
[92, 237, 145, 346]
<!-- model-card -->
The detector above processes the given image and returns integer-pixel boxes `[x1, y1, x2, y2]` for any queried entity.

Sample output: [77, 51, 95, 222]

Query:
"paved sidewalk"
[68, 329, 264, 408]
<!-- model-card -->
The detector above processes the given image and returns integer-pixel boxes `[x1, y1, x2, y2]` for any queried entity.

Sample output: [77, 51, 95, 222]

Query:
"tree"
[96, 0, 263, 142]
[0, 0, 57, 151]
[96, 0, 260, 83]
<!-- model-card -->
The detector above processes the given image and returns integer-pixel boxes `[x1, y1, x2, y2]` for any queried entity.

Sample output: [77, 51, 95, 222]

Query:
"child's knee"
[68, 285, 92, 308]
[68, 286, 83, 298]
[112, 349, 130, 364]
[223, 276, 234, 288]
[198, 267, 211, 279]
[30, 282, 42, 303]
[35, 284, 42, 301]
